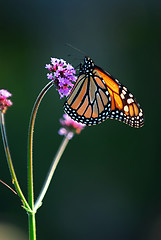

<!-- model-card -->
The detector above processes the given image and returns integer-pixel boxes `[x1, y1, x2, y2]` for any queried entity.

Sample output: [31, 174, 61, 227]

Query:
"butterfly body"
[64, 57, 144, 128]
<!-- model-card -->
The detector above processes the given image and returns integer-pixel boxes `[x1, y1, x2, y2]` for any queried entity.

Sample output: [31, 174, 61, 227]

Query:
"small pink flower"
[58, 114, 85, 139]
[0, 89, 12, 100]
[45, 57, 77, 98]
[0, 89, 13, 113]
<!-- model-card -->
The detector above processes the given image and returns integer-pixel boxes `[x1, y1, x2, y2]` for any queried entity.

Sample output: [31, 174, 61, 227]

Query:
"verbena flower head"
[0, 89, 13, 113]
[58, 114, 85, 139]
[45, 58, 77, 99]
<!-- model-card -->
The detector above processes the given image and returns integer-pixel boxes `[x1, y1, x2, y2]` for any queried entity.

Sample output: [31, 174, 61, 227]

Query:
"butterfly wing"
[64, 71, 111, 125]
[95, 67, 144, 128]
[64, 57, 144, 128]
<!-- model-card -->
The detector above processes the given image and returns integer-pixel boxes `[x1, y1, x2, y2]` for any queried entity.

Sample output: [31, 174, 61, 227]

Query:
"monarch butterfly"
[64, 56, 144, 128]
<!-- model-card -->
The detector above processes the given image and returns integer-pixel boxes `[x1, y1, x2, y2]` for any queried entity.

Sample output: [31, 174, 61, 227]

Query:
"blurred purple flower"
[58, 114, 85, 139]
[45, 57, 77, 98]
[47, 73, 53, 80]
[0, 89, 13, 113]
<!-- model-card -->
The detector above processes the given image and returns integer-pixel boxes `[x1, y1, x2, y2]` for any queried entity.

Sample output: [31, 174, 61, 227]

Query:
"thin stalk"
[27, 81, 53, 240]
[34, 136, 69, 211]
[0, 113, 31, 211]
[27, 80, 53, 209]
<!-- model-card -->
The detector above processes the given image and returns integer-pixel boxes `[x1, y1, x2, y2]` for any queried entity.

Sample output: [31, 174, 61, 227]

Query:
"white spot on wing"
[122, 90, 126, 95]
[127, 98, 134, 104]
[129, 93, 133, 98]
[124, 105, 129, 112]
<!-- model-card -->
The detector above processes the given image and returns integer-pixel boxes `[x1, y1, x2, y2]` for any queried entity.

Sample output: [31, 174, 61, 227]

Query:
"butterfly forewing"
[64, 75, 111, 125]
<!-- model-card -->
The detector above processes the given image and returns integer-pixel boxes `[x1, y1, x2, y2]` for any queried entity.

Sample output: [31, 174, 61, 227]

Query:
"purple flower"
[58, 114, 85, 139]
[45, 64, 52, 70]
[45, 57, 77, 98]
[47, 73, 53, 80]
[0, 89, 13, 113]
[58, 128, 74, 140]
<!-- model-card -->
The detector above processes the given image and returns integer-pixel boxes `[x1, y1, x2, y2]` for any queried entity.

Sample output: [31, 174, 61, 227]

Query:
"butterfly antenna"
[65, 43, 87, 56]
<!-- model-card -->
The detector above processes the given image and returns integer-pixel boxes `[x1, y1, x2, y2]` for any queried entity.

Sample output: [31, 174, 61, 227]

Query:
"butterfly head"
[79, 56, 95, 76]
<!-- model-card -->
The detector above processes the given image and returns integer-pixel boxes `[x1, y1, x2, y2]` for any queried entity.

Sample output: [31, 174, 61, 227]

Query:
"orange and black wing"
[64, 56, 144, 128]
[95, 66, 144, 127]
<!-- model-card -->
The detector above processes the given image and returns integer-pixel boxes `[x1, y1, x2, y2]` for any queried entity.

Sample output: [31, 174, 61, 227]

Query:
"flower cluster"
[45, 58, 77, 98]
[0, 89, 13, 113]
[58, 114, 85, 139]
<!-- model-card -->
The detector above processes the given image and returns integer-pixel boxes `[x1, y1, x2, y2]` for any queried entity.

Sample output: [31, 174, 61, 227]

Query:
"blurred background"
[0, 0, 161, 239]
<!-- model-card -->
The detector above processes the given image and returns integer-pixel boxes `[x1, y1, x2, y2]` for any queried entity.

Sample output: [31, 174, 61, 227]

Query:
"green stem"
[0, 113, 31, 212]
[27, 81, 53, 240]
[27, 80, 53, 208]
[28, 212, 36, 240]
[34, 136, 69, 211]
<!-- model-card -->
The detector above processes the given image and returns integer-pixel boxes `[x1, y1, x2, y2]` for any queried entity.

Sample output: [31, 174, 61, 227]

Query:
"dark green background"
[0, 0, 161, 239]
